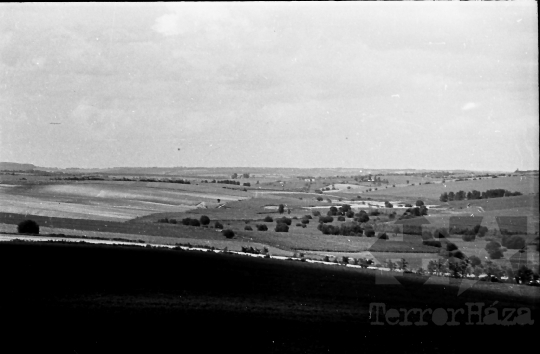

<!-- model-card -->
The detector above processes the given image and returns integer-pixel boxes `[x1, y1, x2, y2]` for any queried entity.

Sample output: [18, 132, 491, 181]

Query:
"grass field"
[362, 175, 538, 202]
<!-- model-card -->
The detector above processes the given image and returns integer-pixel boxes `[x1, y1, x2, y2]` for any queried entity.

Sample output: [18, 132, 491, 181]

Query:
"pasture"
[1, 169, 538, 277]
[363, 175, 538, 201]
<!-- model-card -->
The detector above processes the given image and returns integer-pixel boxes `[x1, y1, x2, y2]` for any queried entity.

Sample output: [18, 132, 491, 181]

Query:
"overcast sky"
[0, 2, 538, 171]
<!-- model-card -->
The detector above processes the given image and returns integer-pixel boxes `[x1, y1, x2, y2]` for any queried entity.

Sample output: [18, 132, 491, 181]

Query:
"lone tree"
[278, 204, 285, 214]
[199, 215, 210, 226]
[17, 220, 39, 234]
[222, 229, 235, 238]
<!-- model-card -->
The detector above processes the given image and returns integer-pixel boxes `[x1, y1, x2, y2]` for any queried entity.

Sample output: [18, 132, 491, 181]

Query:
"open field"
[362, 175, 539, 202]
[2, 170, 539, 279]
[0, 181, 249, 220]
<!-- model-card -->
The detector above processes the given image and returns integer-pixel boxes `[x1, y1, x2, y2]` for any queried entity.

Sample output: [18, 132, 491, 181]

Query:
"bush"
[502, 235, 526, 250]
[244, 226, 253, 231]
[276, 217, 292, 226]
[357, 214, 370, 223]
[275, 223, 289, 232]
[301, 218, 309, 224]
[446, 242, 458, 252]
[433, 228, 449, 239]
[469, 255, 482, 267]
[320, 224, 340, 235]
[365, 229, 375, 237]
[214, 221, 224, 229]
[199, 215, 211, 226]
[462, 233, 476, 242]
[378, 233, 388, 240]
[489, 249, 504, 259]
[346, 211, 355, 218]
[189, 219, 201, 227]
[369, 210, 380, 216]
[421, 230, 433, 241]
[304, 215, 312, 219]
[423, 240, 442, 248]
[17, 220, 39, 234]
[312, 210, 321, 217]
[337, 216, 345, 221]
[256, 224, 268, 231]
[416, 200, 424, 206]
[181, 218, 192, 226]
[296, 223, 302, 227]
[264, 216, 274, 222]
[319, 216, 334, 223]
[222, 229, 235, 238]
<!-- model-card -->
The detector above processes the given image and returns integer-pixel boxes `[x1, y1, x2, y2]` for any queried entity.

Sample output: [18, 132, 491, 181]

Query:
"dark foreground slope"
[1, 242, 538, 354]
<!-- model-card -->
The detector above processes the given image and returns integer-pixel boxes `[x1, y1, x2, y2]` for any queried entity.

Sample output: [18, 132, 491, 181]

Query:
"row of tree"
[440, 189, 523, 202]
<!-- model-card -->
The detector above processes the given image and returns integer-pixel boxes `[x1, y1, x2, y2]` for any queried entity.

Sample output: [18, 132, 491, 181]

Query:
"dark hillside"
[1, 241, 538, 353]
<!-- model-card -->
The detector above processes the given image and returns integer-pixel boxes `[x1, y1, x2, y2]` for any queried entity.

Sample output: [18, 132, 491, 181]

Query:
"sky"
[0, 2, 538, 171]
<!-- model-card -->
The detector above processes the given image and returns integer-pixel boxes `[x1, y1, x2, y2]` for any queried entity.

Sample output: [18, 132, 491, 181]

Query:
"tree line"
[440, 188, 522, 202]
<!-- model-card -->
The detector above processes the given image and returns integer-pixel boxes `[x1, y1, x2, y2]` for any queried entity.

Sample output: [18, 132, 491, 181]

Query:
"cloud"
[462, 102, 479, 111]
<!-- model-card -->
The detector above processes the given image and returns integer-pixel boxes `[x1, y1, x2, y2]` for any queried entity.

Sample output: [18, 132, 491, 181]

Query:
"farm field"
[2, 170, 539, 278]
[0, 181, 250, 220]
[362, 175, 539, 201]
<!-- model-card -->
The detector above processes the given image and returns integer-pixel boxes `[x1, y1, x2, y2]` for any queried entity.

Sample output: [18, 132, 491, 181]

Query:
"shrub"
[169, 219, 177, 224]
[276, 217, 292, 226]
[17, 220, 39, 234]
[337, 216, 345, 221]
[312, 210, 321, 217]
[369, 210, 380, 216]
[278, 204, 285, 214]
[416, 200, 424, 206]
[214, 221, 223, 229]
[339, 222, 363, 236]
[469, 255, 482, 267]
[320, 224, 340, 235]
[323, 256, 330, 262]
[189, 219, 201, 227]
[301, 224, 306, 228]
[264, 216, 274, 222]
[319, 216, 334, 223]
[275, 223, 289, 232]
[316, 196, 323, 201]
[433, 228, 449, 239]
[378, 233, 388, 240]
[423, 240, 442, 248]
[462, 233, 476, 242]
[446, 242, 458, 252]
[489, 249, 504, 259]
[200, 215, 211, 226]
[357, 214, 369, 223]
[301, 218, 309, 224]
[244, 226, 253, 231]
[181, 218, 192, 226]
[346, 211, 355, 218]
[502, 235, 526, 250]
[365, 229, 375, 237]
[222, 229, 235, 238]
[421, 230, 433, 241]
[304, 215, 312, 219]
[256, 224, 268, 231]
